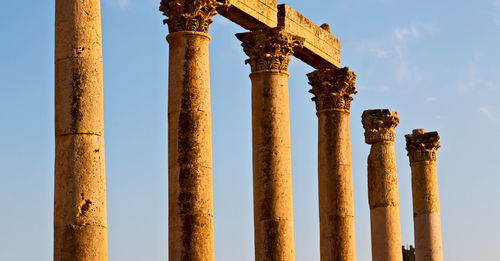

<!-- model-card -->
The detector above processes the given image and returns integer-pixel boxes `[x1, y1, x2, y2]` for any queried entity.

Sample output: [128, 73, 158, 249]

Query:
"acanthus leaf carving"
[405, 131, 440, 163]
[362, 109, 400, 144]
[307, 67, 357, 111]
[159, 0, 229, 33]
[235, 28, 305, 73]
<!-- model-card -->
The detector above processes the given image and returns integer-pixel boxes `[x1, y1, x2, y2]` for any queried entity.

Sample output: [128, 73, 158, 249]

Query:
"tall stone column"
[54, 0, 107, 260]
[160, 1, 227, 260]
[307, 67, 357, 261]
[405, 129, 443, 261]
[236, 28, 304, 261]
[362, 109, 403, 261]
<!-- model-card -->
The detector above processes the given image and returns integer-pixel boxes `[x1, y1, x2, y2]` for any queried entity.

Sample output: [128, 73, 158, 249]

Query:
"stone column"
[405, 129, 443, 261]
[160, 1, 227, 260]
[362, 109, 403, 261]
[307, 67, 357, 261]
[54, 0, 107, 260]
[236, 28, 304, 261]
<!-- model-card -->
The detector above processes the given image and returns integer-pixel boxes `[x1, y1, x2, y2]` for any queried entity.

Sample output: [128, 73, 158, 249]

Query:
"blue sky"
[1, 0, 499, 260]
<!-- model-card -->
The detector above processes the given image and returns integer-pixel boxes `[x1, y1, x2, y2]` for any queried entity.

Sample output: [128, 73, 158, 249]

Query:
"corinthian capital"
[159, 0, 229, 33]
[362, 109, 399, 144]
[235, 28, 305, 73]
[307, 67, 357, 111]
[405, 129, 440, 163]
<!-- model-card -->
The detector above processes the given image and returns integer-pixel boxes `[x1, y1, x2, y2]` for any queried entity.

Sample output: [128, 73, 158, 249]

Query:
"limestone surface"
[308, 67, 357, 261]
[362, 109, 403, 261]
[405, 130, 443, 261]
[54, 0, 108, 260]
[238, 28, 302, 261]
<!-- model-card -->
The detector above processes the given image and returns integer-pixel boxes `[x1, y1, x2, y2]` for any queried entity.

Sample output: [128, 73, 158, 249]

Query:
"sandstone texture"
[406, 130, 443, 261]
[54, 0, 108, 260]
[362, 109, 403, 261]
[237, 28, 304, 261]
[308, 67, 357, 261]
[161, 1, 219, 260]
[217, 0, 340, 68]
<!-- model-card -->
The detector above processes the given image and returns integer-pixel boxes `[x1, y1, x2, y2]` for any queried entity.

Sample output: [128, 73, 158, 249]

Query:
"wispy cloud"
[479, 107, 498, 122]
[458, 54, 499, 95]
[425, 97, 437, 103]
[356, 22, 437, 84]
[494, 0, 500, 24]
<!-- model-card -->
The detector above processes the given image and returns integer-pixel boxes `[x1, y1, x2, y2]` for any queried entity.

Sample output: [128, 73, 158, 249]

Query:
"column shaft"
[367, 142, 402, 261]
[251, 71, 295, 261]
[167, 31, 214, 261]
[54, 0, 107, 260]
[318, 111, 355, 260]
[362, 110, 403, 261]
[160, 1, 224, 260]
[308, 67, 357, 261]
[406, 130, 443, 261]
[236, 28, 304, 261]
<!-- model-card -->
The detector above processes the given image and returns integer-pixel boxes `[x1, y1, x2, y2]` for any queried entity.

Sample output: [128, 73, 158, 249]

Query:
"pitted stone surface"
[362, 109, 399, 144]
[278, 4, 340, 68]
[308, 67, 357, 112]
[54, 0, 108, 260]
[160, 0, 229, 33]
[166, 31, 215, 261]
[406, 130, 443, 261]
[405, 130, 440, 163]
[362, 109, 403, 261]
[236, 28, 304, 73]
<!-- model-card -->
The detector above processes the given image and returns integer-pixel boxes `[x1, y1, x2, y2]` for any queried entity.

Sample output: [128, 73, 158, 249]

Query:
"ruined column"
[54, 0, 107, 260]
[362, 109, 403, 261]
[307, 67, 357, 261]
[405, 129, 443, 261]
[236, 28, 304, 261]
[160, 1, 228, 260]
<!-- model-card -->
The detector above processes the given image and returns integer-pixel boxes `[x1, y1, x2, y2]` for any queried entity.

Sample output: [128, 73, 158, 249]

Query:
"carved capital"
[405, 129, 440, 163]
[362, 109, 399, 144]
[159, 0, 229, 33]
[307, 67, 357, 111]
[235, 28, 305, 73]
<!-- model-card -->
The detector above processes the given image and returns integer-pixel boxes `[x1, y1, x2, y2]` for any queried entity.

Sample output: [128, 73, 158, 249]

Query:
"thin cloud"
[356, 22, 436, 85]
[494, 0, 500, 24]
[458, 55, 499, 95]
[479, 107, 497, 122]
[425, 97, 437, 103]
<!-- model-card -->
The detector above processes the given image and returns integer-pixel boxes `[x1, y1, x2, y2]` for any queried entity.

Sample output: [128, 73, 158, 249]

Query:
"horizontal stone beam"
[217, 0, 340, 68]
[217, 0, 278, 29]
[278, 4, 340, 68]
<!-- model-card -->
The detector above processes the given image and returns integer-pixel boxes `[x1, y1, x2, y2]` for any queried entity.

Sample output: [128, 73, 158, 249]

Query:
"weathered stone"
[308, 67, 357, 112]
[54, 0, 108, 260]
[405, 130, 443, 261]
[278, 4, 340, 68]
[217, 1, 340, 68]
[237, 28, 302, 261]
[161, 2, 217, 259]
[160, 0, 229, 33]
[236, 28, 304, 73]
[308, 67, 357, 261]
[362, 109, 403, 261]
[217, 0, 278, 29]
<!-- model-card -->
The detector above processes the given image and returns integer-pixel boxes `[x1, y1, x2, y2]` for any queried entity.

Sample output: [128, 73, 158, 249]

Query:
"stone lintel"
[217, 1, 340, 68]
[216, 0, 278, 29]
[278, 4, 340, 68]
